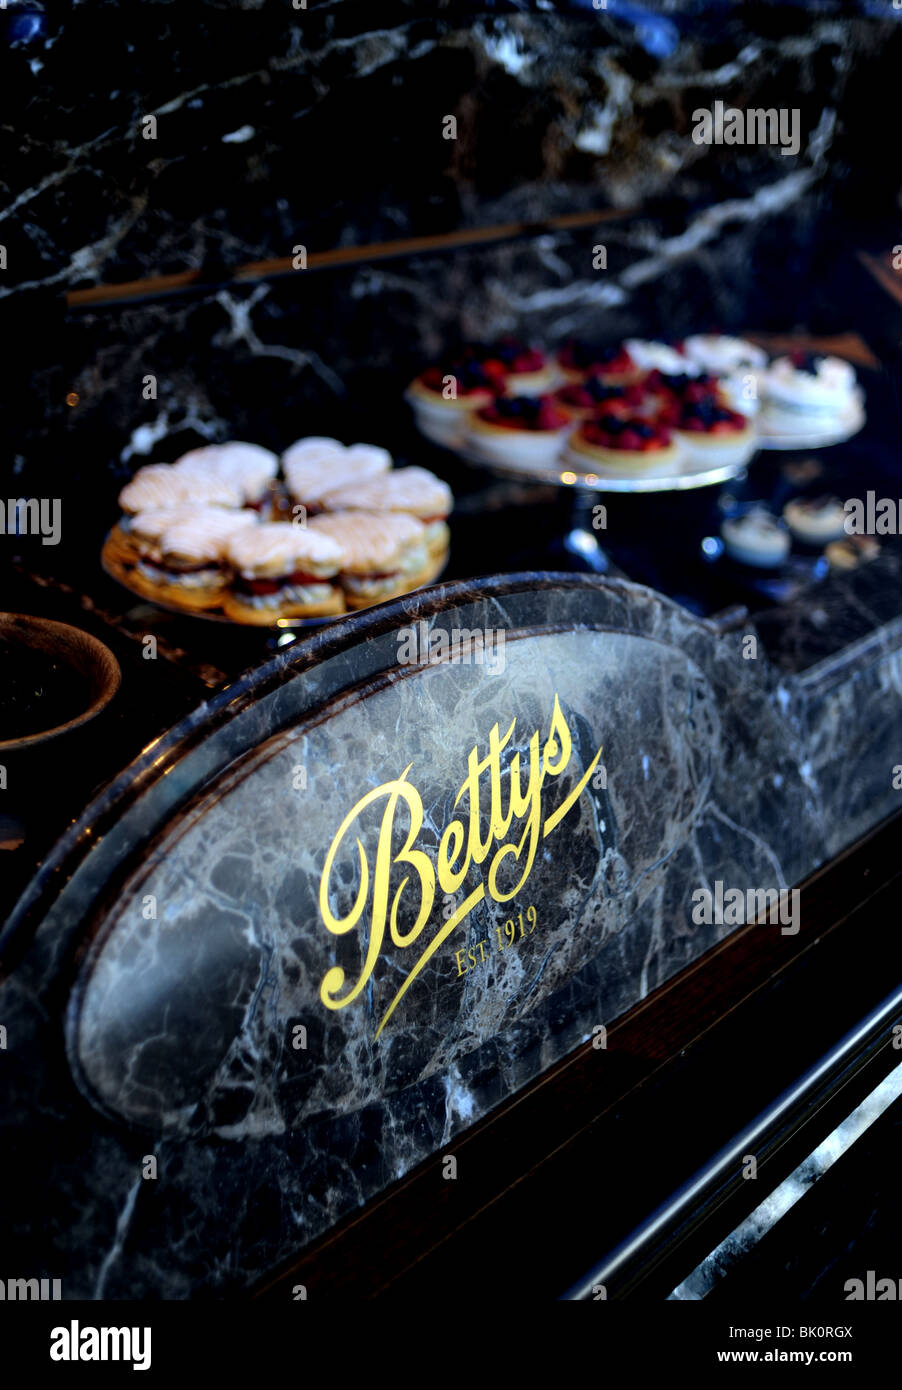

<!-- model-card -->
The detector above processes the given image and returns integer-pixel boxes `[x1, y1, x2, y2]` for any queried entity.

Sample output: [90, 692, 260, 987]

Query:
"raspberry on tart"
[418, 358, 499, 398]
[789, 351, 826, 375]
[675, 399, 750, 434]
[584, 413, 674, 451]
[475, 395, 569, 432]
[406, 357, 500, 446]
[556, 341, 639, 384]
[467, 394, 570, 468]
[671, 398, 756, 467]
[554, 377, 641, 423]
[649, 371, 723, 422]
[564, 411, 683, 475]
[469, 338, 556, 395]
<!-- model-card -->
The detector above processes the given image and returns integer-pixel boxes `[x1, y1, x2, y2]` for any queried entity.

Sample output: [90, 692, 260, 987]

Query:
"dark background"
[2, 0, 902, 500]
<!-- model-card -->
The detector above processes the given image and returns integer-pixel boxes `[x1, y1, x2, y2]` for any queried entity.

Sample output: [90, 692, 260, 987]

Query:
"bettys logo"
[318, 694, 603, 1038]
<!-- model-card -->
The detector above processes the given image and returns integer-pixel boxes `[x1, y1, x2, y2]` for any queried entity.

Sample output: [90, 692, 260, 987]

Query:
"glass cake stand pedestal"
[458, 445, 754, 574]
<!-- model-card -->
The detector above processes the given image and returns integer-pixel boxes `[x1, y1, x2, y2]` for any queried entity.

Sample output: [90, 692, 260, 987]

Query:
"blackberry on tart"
[405, 357, 499, 446]
[670, 397, 756, 467]
[555, 340, 640, 386]
[564, 412, 683, 476]
[469, 337, 557, 395]
[467, 394, 570, 468]
[553, 376, 642, 424]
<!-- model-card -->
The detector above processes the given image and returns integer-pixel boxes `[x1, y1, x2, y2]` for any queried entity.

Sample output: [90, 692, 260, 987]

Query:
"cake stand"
[457, 442, 754, 573]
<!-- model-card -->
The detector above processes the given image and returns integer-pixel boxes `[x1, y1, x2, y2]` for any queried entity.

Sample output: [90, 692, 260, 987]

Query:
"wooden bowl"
[0, 613, 121, 752]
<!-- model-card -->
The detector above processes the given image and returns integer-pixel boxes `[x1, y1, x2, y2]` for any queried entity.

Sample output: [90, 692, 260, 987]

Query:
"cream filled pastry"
[281, 438, 357, 470]
[224, 522, 346, 623]
[118, 464, 243, 514]
[683, 335, 767, 376]
[564, 413, 683, 476]
[782, 495, 847, 545]
[467, 395, 570, 468]
[282, 440, 392, 513]
[762, 353, 858, 428]
[624, 339, 697, 376]
[132, 510, 258, 610]
[114, 504, 198, 562]
[721, 509, 790, 568]
[174, 442, 279, 509]
[405, 358, 499, 446]
[319, 466, 452, 559]
[308, 510, 432, 608]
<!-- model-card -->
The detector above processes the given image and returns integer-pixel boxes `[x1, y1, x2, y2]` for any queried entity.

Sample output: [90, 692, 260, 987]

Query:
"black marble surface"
[1, 568, 902, 1297]
[4, 1, 902, 472]
[3, 0, 902, 1301]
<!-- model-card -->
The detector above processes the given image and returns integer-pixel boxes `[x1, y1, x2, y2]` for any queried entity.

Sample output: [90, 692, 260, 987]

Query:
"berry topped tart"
[670, 398, 756, 467]
[564, 412, 683, 476]
[470, 338, 558, 395]
[468, 394, 571, 468]
[405, 357, 500, 446]
[648, 370, 724, 421]
[555, 340, 640, 386]
[553, 376, 643, 424]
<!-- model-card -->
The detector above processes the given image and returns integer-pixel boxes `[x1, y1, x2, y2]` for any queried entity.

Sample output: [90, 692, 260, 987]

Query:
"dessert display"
[669, 398, 756, 468]
[320, 466, 453, 559]
[223, 523, 346, 623]
[564, 413, 683, 477]
[102, 438, 453, 624]
[406, 335, 865, 482]
[761, 353, 860, 436]
[467, 395, 571, 468]
[308, 511, 436, 608]
[721, 509, 791, 568]
[782, 495, 847, 545]
[718, 494, 859, 578]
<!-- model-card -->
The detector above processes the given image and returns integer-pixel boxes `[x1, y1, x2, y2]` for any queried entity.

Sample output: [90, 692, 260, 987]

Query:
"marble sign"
[0, 574, 880, 1296]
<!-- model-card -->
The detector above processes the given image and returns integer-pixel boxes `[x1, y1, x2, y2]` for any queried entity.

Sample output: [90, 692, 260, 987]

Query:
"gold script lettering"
[318, 695, 603, 1038]
[319, 767, 435, 1011]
